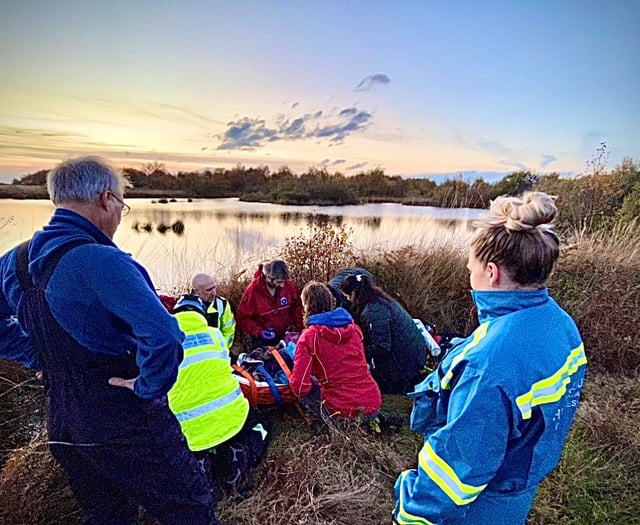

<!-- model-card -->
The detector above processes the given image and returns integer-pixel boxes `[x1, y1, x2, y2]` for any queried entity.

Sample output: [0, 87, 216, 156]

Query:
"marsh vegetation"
[1, 153, 639, 524]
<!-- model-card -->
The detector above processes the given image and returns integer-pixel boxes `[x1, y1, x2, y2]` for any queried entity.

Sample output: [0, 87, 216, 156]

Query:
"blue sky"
[0, 1, 638, 183]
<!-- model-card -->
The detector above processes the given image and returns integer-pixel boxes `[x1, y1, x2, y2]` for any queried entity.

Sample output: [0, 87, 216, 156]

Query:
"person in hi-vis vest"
[192, 273, 236, 348]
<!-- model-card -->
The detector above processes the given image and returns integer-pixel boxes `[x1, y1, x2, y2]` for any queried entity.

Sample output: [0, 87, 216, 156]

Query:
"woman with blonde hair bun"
[394, 192, 587, 525]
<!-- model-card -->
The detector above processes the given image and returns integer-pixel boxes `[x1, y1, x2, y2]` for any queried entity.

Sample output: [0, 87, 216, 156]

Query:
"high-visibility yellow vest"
[206, 295, 236, 348]
[168, 310, 249, 451]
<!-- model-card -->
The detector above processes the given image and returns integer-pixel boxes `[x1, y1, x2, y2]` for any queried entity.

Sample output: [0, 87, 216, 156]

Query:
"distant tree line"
[13, 149, 640, 233]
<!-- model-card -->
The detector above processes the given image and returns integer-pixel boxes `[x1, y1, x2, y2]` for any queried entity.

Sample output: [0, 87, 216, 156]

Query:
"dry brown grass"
[0, 361, 44, 466]
[1, 226, 639, 523]
[218, 409, 416, 525]
[0, 427, 81, 525]
[550, 225, 640, 375]
[529, 373, 640, 524]
[357, 244, 475, 337]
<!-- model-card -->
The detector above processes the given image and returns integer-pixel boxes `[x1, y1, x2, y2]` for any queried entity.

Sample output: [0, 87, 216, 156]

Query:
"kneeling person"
[170, 294, 269, 495]
[289, 281, 382, 420]
[191, 273, 237, 349]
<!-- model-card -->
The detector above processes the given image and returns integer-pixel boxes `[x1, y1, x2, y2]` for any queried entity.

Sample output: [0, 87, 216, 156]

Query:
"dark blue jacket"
[0, 208, 183, 399]
[360, 298, 426, 392]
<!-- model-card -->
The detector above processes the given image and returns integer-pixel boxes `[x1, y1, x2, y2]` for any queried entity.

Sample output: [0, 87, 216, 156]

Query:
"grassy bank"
[0, 184, 441, 207]
[1, 226, 639, 524]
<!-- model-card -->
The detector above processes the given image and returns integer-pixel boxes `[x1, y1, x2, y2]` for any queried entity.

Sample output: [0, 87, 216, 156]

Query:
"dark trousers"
[20, 246, 218, 525]
[50, 397, 218, 525]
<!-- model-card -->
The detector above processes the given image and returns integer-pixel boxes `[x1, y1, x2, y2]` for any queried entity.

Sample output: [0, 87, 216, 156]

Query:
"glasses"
[266, 276, 286, 287]
[108, 192, 131, 216]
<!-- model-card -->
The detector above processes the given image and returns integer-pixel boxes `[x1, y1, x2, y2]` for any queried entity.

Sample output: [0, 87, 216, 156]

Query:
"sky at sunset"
[1, 1, 638, 183]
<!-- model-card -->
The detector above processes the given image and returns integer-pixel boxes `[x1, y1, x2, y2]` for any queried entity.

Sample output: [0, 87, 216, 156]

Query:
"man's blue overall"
[17, 241, 218, 525]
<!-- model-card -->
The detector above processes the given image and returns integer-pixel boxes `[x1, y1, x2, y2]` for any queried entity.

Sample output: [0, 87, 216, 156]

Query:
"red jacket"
[236, 265, 303, 339]
[289, 308, 382, 417]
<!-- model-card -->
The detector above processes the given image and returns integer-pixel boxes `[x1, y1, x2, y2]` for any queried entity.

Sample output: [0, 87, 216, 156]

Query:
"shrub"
[357, 245, 475, 338]
[280, 221, 357, 287]
[276, 190, 311, 204]
[535, 158, 640, 232]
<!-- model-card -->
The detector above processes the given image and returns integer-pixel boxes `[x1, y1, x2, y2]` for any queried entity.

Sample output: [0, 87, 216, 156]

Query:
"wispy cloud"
[217, 106, 373, 150]
[540, 154, 557, 168]
[478, 138, 513, 157]
[499, 160, 529, 171]
[355, 73, 391, 91]
[0, 124, 285, 170]
[347, 162, 368, 170]
[29, 94, 228, 129]
[580, 130, 607, 153]
[0, 125, 137, 163]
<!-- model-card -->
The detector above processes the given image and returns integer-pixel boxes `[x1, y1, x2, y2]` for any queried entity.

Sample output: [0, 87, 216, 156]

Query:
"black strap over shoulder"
[16, 238, 92, 291]
[16, 240, 32, 292]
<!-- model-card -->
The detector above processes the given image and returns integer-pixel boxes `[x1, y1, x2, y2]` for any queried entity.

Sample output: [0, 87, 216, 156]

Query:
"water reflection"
[133, 220, 186, 236]
[357, 216, 382, 228]
[0, 198, 482, 292]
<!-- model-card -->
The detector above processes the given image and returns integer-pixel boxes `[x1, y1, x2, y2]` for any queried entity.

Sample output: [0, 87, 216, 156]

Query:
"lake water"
[0, 198, 483, 291]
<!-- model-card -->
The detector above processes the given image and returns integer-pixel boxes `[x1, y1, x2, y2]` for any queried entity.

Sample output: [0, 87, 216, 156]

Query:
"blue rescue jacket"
[394, 288, 587, 524]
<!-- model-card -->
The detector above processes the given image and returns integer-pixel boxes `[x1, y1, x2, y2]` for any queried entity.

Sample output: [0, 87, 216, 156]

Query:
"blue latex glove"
[262, 328, 276, 341]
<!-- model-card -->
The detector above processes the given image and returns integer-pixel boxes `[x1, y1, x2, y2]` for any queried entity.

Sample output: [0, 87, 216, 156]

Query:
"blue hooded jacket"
[394, 288, 587, 524]
[0, 208, 184, 399]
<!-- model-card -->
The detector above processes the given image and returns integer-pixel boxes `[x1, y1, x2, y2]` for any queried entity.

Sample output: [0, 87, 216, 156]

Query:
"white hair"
[47, 156, 130, 205]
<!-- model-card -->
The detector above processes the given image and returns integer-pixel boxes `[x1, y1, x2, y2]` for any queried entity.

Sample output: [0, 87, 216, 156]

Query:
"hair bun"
[487, 191, 557, 232]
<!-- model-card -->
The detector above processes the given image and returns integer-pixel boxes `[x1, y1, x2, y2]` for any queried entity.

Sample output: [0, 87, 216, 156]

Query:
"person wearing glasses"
[236, 259, 303, 348]
[191, 272, 237, 348]
[0, 156, 217, 524]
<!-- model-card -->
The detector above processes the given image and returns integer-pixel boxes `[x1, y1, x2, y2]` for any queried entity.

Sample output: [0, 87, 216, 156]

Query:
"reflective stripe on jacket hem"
[174, 387, 243, 422]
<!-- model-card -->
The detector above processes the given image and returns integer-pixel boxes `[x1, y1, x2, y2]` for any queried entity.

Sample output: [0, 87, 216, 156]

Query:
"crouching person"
[289, 281, 382, 424]
[170, 294, 270, 496]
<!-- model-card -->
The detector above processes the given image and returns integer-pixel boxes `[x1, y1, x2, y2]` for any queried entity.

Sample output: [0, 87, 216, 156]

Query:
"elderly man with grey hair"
[0, 156, 217, 524]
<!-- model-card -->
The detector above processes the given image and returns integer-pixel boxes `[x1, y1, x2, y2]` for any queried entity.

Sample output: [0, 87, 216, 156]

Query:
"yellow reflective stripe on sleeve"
[440, 322, 489, 390]
[516, 343, 587, 420]
[395, 470, 435, 525]
[418, 443, 486, 506]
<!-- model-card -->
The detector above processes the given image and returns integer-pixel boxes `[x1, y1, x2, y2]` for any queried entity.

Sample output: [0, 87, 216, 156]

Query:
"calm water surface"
[0, 198, 483, 291]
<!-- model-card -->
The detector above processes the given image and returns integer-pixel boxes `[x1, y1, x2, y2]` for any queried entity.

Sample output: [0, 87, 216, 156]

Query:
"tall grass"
[1, 224, 638, 524]
[529, 374, 640, 524]
[550, 222, 640, 375]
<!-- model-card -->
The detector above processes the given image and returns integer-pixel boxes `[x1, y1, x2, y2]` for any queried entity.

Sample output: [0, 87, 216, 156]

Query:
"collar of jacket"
[28, 208, 117, 278]
[471, 288, 550, 323]
[174, 310, 209, 333]
[307, 307, 353, 327]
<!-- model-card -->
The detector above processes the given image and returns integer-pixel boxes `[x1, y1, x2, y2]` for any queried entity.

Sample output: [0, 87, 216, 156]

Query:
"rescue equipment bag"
[232, 345, 297, 406]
